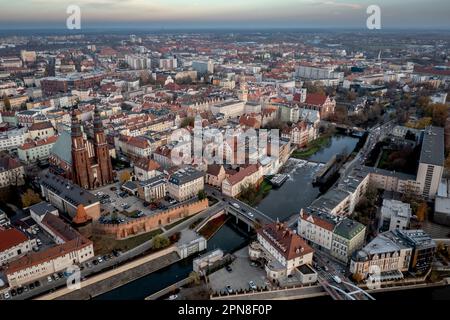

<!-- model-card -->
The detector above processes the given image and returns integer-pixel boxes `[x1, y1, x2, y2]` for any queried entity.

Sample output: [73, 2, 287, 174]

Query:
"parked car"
[47, 276, 53, 283]
[225, 285, 233, 294]
[168, 294, 178, 300]
[225, 265, 232, 272]
[249, 281, 257, 290]
[3, 292, 10, 299]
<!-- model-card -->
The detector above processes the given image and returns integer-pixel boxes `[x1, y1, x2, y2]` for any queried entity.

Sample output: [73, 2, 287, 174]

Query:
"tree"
[180, 116, 195, 128]
[21, 189, 41, 208]
[429, 103, 448, 127]
[153, 235, 170, 250]
[189, 271, 201, 285]
[198, 189, 207, 201]
[416, 202, 428, 222]
[120, 171, 131, 183]
[2, 94, 11, 111]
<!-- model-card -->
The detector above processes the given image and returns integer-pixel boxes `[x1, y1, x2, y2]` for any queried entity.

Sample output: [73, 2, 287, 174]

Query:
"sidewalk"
[35, 246, 178, 300]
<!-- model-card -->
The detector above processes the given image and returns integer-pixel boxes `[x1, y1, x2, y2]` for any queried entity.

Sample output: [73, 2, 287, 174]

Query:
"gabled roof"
[259, 223, 314, 260]
[0, 228, 29, 252]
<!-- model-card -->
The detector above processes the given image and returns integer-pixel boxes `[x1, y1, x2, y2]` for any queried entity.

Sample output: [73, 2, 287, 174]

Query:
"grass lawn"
[91, 228, 163, 255]
[291, 135, 331, 159]
[165, 216, 192, 230]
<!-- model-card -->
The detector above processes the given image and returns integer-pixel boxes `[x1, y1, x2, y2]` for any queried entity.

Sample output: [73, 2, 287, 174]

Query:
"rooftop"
[420, 126, 444, 167]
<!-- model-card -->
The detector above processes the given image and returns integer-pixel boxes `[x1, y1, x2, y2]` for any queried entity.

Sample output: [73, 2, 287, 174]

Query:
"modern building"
[167, 167, 205, 202]
[416, 126, 445, 199]
[380, 199, 411, 232]
[210, 100, 245, 119]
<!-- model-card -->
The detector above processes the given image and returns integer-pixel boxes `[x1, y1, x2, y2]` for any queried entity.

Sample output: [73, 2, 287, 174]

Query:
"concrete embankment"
[35, 247, 179, 300]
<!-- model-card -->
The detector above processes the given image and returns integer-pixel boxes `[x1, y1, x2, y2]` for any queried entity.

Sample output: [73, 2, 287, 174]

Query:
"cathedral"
[70, 106, 114, 190]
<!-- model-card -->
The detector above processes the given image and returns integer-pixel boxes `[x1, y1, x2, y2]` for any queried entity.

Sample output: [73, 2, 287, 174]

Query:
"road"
[2, 200, 225, 301]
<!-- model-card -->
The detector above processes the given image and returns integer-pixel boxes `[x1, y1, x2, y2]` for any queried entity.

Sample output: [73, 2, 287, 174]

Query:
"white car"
[3, 292, 10, 299]
[247, 212, 254, 218]
[248, 281, 257, 290]
[47, 276, 53, 283]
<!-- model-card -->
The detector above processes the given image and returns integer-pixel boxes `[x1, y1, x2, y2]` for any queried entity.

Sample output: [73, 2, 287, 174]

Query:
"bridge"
[320, 279, 376, 300]
[224, 198, 275, 231]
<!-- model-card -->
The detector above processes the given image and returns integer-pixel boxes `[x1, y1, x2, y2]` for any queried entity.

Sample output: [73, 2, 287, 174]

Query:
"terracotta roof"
[42, 212, 83, 241]
[226, 164, 259, 186]
[134, 157, 161, 171]
[0, 228, 29, 252]
[206, 164, 224, 176]
[4, 236, 92, 275]
[300, 210, 335, 231]
[29, 121, 53, 131]
[19, 135, 58, 150]
[258, 223, 314, 260]
[305, 93, 328, 106]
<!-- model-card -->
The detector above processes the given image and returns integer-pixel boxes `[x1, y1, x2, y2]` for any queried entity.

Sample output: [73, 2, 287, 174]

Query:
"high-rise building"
[416, 126, 445, 199]
[192, 59, 214, 74]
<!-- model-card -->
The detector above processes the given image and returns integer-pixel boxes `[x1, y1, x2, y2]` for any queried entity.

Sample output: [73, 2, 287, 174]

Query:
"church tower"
[71, 108, 94, 189]
[93, 106, 114, 186]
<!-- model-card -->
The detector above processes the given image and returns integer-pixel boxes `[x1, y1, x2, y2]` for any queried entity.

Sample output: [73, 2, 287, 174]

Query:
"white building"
[18, 135, 58, 164]
[167, 167, 204, 202]
[249, 223, 314, 281]
[380, 199, 411, 231]
[0, 228, 36, 266]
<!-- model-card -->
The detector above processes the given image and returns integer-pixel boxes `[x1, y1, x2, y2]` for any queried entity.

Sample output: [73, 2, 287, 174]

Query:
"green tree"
[181, 116, 195, 128]
[198, 189, 207, 201]
[153, 235, 170, 250]
[21, 189, 41, 208]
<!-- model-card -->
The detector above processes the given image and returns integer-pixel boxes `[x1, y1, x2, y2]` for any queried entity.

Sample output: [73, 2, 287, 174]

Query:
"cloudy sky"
[0, 0, 449, 29]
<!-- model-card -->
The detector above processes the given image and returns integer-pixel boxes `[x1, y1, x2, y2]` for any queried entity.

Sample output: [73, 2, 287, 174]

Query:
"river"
[95, 134, 363, 300]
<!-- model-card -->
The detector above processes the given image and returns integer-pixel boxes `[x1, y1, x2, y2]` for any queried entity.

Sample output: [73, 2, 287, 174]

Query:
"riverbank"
[291, 134, 332, 159]
[36, 247, 179, 300]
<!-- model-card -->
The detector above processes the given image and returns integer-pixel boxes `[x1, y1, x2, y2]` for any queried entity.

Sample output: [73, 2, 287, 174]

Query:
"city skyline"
[0, 0, 449, 30]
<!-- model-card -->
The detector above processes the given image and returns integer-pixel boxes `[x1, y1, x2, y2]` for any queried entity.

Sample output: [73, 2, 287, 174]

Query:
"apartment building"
[0, 228, 37, 266]
[249, 223, 314, 281]
[167, 167, 205, 202]
[416, 126, 445, 199]
[18, 135, 58, 164]
[222, 164, 263, 198]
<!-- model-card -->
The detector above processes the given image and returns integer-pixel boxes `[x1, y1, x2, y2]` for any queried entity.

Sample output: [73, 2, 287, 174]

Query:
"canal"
[95, 134, 360, 300]
[256, 134, 360, 221]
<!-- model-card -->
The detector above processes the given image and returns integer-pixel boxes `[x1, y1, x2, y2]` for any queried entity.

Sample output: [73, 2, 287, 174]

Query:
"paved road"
[2, 200, 225, 301]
